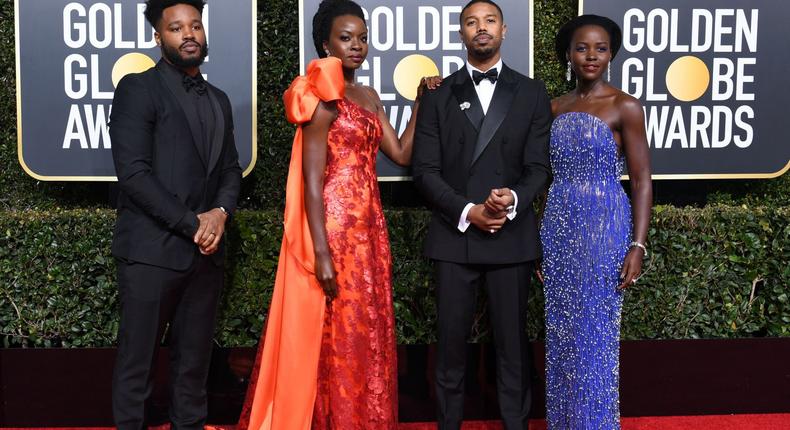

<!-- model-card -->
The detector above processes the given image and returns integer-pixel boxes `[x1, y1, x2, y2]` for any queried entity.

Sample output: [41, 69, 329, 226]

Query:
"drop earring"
[607, 62, 611, 81]
[566, 61, 572, 82]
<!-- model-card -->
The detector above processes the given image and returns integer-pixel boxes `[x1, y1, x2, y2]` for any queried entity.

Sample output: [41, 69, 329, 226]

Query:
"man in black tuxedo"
[108, 1, 241, 428]
[412, 1, 551, 429]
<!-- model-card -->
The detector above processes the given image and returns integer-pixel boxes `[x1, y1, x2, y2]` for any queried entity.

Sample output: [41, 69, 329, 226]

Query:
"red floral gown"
[311, 97, 398, 429]
[237, 58, 397, 430]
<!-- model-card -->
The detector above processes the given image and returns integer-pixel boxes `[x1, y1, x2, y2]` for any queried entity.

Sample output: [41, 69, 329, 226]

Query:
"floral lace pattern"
[312, 98, 398, 430]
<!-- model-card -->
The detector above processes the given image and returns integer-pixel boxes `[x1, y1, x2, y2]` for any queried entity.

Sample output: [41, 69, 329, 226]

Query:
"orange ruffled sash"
[243, 57, 345, 430]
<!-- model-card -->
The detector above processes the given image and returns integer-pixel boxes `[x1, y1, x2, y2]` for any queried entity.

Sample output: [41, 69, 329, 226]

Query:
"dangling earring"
[607, 62, 611, 81]
[566, 61, 572, 82]
[325, 49, 331, 57]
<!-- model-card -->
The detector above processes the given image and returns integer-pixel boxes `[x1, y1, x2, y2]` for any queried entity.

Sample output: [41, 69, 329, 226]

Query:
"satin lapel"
[451, 72, 484, 133]
[205, 87, 225, 174]
[157, 66, 208, 168]
[470, 66, 519, 165]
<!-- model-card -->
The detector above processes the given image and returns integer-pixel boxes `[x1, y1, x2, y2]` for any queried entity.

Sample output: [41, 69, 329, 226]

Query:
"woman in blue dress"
[539, 15, 653, 429]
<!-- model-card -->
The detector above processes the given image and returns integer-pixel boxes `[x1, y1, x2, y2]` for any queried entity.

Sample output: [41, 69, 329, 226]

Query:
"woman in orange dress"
[238, 1, 440, 429]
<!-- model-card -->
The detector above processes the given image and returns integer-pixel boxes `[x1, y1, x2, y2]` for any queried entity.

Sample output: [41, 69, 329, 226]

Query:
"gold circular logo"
[392, 54, 440, 101]
[665, 56, 710, 102]
[112, 53, 156, 88]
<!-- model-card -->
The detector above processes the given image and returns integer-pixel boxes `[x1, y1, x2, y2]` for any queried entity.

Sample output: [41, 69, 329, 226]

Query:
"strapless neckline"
[554, 111, 622, 157]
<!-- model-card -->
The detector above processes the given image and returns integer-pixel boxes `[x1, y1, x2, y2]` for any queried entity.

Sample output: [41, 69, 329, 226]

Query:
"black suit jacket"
[412, 64, 551, 264]
[109, 60, 242, 271]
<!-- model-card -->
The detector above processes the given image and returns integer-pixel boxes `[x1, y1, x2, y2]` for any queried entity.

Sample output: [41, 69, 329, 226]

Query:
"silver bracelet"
[629, 241, 647, 257]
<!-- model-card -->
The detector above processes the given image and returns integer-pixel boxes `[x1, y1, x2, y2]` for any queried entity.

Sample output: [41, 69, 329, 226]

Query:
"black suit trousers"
[112, 255, 223, 430]
[434, 260, 533, 430]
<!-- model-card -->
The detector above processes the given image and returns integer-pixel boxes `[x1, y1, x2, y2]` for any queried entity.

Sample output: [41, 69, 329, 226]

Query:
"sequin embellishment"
[540, 112, 632, 430]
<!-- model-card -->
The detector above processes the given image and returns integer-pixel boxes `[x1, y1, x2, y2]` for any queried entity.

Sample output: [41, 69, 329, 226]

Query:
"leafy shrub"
[1, 206, 787, 348]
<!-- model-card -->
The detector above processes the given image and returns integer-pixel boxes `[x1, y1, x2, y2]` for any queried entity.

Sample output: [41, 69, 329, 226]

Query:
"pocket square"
[459, 101, 471, 111]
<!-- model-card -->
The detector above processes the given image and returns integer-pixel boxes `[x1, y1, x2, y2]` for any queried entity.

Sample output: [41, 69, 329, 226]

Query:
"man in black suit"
[412, 1, 551, 429]
[108, 1, 241, 428]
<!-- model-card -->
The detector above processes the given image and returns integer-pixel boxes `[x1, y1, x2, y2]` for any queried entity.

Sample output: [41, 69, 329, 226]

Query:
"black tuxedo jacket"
[412, 64, 551, 264]
[109, 60, 242, 271]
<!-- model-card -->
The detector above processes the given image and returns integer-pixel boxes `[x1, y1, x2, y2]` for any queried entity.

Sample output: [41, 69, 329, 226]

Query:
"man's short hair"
[144, 0, 206, 30]
[459, 0, 504, 25]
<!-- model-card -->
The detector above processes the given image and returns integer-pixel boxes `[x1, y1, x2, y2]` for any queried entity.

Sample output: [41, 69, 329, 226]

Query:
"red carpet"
[398, 414, 790, 430]
[5, 414, 790, 430]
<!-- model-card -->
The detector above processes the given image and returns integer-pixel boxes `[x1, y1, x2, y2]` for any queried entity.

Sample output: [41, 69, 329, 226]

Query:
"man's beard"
[470, 44, 497, 60]
[162, 42, 209, 69]
[466, 35, 500, 61]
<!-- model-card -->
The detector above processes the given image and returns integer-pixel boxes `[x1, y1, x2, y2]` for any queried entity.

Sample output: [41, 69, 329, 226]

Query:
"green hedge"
[1, 205, 788, 348]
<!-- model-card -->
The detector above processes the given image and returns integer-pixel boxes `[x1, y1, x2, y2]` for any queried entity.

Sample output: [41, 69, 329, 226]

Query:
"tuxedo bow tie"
[472, 68, 498, 85]
[183, 74, 207, 96]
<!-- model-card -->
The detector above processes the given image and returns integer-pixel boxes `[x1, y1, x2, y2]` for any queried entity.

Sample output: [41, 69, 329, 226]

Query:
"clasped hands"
[468, 188, 515, 233]
[193, 208, 228, 255]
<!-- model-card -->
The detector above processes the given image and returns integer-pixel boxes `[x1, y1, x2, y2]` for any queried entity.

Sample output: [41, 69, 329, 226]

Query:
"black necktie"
[472, 68, 498, 85]
[183, 74, 207, 96]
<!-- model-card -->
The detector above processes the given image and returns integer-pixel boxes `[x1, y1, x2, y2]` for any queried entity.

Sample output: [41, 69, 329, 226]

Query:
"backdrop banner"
[15, 0, 257, 181]
[300, 0, 534, 180]
[581, 0, 790, 179]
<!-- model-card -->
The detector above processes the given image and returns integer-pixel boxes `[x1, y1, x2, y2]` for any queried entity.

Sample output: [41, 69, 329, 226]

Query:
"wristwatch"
[218, 206, 229, 217]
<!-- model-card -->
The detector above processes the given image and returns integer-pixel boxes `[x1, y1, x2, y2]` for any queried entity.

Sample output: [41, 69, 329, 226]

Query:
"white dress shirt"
[457, 59, 518, 232]
[466, 59, 502, 114]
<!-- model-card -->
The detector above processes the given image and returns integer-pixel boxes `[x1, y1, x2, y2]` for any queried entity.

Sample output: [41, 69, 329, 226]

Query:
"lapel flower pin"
[459, 101, 471, 111]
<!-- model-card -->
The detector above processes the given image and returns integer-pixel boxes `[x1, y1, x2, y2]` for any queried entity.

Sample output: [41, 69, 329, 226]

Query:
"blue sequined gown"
[540, 112, 632, 429]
